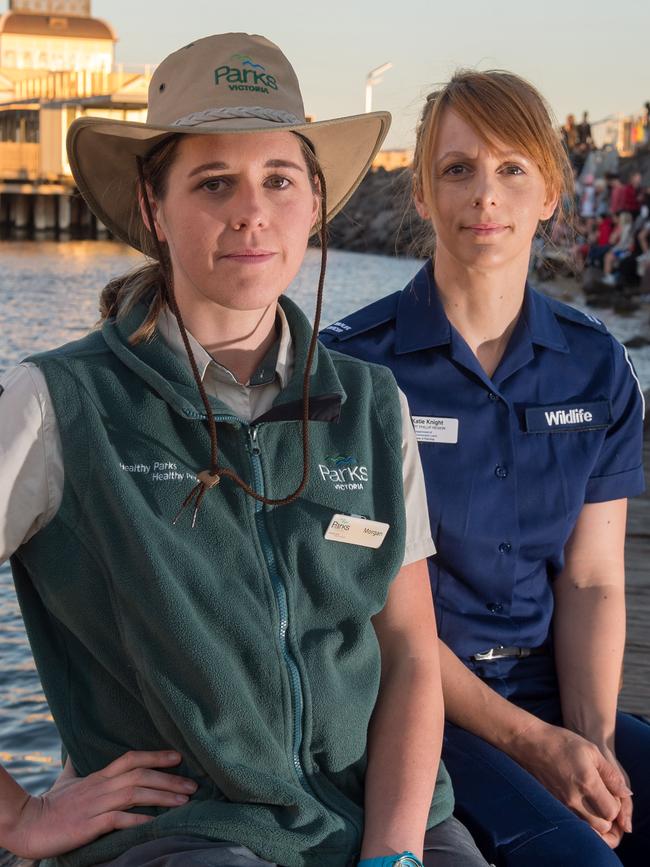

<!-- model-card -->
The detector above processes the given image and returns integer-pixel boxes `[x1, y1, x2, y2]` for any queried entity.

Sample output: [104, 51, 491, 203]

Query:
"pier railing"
[6, 68, 149, 103]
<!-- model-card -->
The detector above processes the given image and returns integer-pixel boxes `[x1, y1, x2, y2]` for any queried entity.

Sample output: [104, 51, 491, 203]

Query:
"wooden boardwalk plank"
[619, 434, 650, 717]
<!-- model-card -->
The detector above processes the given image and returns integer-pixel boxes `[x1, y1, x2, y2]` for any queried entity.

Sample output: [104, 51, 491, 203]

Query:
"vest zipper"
[247, 425, 311, 792]
[202, 417, 361, 838]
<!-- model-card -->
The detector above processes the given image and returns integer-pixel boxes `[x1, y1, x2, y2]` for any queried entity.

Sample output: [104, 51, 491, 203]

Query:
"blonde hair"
[412, 69, 575, 255]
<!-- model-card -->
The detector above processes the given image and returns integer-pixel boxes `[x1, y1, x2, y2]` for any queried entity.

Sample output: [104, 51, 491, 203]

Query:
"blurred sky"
[87, 0, 648, 149]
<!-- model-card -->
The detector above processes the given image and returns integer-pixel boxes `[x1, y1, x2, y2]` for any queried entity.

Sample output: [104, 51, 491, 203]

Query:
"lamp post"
[365, 62, 393, 113]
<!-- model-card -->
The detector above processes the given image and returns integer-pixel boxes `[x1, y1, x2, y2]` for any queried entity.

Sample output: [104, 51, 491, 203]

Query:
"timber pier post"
[0, 187, 101, 237]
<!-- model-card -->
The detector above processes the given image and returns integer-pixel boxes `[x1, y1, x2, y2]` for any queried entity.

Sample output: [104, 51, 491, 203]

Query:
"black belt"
[470, 643, 549, 662]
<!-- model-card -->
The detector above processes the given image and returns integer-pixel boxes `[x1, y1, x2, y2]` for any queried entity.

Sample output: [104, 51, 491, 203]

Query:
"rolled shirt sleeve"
[585, 341, 646, 503]
[0, 363, 63, 562]
[397, 387, 437, 566]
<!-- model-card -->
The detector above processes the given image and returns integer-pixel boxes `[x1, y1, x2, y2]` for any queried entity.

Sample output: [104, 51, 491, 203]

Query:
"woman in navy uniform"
[320, 70, 648, 866]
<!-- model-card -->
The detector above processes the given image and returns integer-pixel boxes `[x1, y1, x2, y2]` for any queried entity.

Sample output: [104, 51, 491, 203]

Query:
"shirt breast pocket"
[517, 398, 612, 523]
[523, 399, 612, 434]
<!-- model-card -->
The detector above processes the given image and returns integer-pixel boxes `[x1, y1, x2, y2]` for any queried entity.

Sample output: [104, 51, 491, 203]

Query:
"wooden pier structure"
[0, 0, 150, 236]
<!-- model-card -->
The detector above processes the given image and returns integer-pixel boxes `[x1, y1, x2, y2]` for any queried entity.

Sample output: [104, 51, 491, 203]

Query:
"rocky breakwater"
[326, 167, 422, 256]
[621, 149, 650, 185]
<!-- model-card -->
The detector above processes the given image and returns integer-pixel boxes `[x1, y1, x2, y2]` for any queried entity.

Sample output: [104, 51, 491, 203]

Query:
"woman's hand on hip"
[512, 721, 632, 845]
[3, 750, 197, 859]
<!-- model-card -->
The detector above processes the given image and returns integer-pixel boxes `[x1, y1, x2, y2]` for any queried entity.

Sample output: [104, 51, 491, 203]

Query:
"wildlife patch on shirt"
[524, 400, 612, 433]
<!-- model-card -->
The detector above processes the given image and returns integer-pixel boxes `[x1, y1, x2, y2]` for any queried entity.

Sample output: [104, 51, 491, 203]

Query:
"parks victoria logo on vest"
[319, 455, 369, 491]
[215, 53, 279, 94]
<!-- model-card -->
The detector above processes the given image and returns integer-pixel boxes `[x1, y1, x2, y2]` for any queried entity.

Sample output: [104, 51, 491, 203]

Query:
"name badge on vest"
[412, 415, 459, 444]
[525, 400, 612, 433]
[324, 514, 390, 549]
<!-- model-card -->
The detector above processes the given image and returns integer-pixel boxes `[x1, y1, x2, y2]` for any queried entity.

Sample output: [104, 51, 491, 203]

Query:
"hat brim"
[66, 112, 391, 255]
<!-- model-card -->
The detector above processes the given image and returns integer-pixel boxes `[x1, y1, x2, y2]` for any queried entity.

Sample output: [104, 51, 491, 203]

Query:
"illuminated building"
[0, 0, 150, 234]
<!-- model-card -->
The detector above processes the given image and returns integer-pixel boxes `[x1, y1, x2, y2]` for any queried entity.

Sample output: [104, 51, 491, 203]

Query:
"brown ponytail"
[97, 134, 182, 343]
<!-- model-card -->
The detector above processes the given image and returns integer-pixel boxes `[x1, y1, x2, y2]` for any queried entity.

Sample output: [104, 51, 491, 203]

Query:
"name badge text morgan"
[324, 514, 390, 549]
[524, 400, 612, 433]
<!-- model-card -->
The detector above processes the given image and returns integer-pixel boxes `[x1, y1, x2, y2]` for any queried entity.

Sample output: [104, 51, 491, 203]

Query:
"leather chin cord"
[135, 155, 328, 527]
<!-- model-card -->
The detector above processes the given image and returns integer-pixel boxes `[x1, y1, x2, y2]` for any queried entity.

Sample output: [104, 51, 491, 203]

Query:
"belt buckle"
[472, 645, 507, 661]
[470, 644, 543, 662]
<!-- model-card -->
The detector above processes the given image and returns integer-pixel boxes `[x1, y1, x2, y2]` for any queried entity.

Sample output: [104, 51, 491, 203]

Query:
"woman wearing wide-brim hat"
[0, 33, 487, 867]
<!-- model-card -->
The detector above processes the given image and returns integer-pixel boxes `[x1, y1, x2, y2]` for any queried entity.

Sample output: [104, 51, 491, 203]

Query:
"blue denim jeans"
[443, 656, 650, 866]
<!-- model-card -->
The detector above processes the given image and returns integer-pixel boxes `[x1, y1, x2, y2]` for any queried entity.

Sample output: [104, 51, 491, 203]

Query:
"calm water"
[1, 240, 649, 794]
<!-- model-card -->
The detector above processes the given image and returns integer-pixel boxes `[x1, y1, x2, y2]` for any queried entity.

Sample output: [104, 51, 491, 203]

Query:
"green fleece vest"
[12, 296, 453, 867]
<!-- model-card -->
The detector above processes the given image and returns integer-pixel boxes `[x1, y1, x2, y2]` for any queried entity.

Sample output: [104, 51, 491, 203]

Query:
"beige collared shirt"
[155, 307, 296, 424]
[0, 308, 435, 565]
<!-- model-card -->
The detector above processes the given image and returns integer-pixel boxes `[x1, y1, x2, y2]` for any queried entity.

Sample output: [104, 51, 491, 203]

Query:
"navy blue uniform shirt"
[320, 260, 645, 661]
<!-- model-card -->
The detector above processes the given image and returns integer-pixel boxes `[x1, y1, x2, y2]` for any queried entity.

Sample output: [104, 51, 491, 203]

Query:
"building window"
[0, 110, 40, 143]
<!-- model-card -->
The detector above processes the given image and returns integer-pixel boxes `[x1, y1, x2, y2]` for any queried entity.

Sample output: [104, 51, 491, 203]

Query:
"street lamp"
[365, 62, 393, 113]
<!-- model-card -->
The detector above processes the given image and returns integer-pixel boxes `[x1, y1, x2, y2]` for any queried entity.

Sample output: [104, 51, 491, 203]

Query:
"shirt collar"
[157, 308, 212, 381]
[394, 260, 451, 354]
[395, 259, 569, 355]
[157, 305, 294, 389]
[273, 305, 294, 389]
[522, 285, 570, 353]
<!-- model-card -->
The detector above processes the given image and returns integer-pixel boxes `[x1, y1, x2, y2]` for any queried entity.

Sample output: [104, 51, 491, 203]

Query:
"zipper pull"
[248, 426, 261, 456]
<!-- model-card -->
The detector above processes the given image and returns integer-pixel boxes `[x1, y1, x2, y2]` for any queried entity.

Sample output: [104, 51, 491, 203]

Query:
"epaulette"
[543, 295, 609, 334]
[320, 291, 400, 342]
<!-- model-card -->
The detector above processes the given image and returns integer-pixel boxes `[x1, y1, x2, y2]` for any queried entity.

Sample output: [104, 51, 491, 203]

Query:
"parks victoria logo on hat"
[66, 33, 391, 254]
[216, 52, 279, 94]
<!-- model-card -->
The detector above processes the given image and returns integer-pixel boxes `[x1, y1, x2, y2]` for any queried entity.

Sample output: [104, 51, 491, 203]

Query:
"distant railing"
[590, 113, 649, 155]
[8, 69, 152, 103]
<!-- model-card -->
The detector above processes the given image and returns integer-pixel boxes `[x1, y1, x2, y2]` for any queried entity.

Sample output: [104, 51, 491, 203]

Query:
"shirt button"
[488, 391, 500, 402]
[498, 542, 512, 554]
[486, 602, 504, 614]
[495, 465, 508, 479]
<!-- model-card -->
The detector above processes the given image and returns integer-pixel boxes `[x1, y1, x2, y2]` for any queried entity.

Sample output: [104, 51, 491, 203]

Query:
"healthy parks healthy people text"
[0, 35, 488, 867]
[322, 70, 649, 866]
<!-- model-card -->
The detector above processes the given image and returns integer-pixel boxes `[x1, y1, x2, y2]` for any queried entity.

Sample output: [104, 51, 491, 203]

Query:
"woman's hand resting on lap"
[512, 721, 632, 848]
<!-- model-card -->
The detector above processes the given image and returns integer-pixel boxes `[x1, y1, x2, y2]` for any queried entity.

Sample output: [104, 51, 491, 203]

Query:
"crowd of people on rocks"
[573, 169, 650, 288]
[562, 105, 650, 170]
[533, 107, 650, 293]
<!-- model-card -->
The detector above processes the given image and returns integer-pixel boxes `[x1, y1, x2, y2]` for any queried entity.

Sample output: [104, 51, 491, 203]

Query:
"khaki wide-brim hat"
[67, 32, 391, 255]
